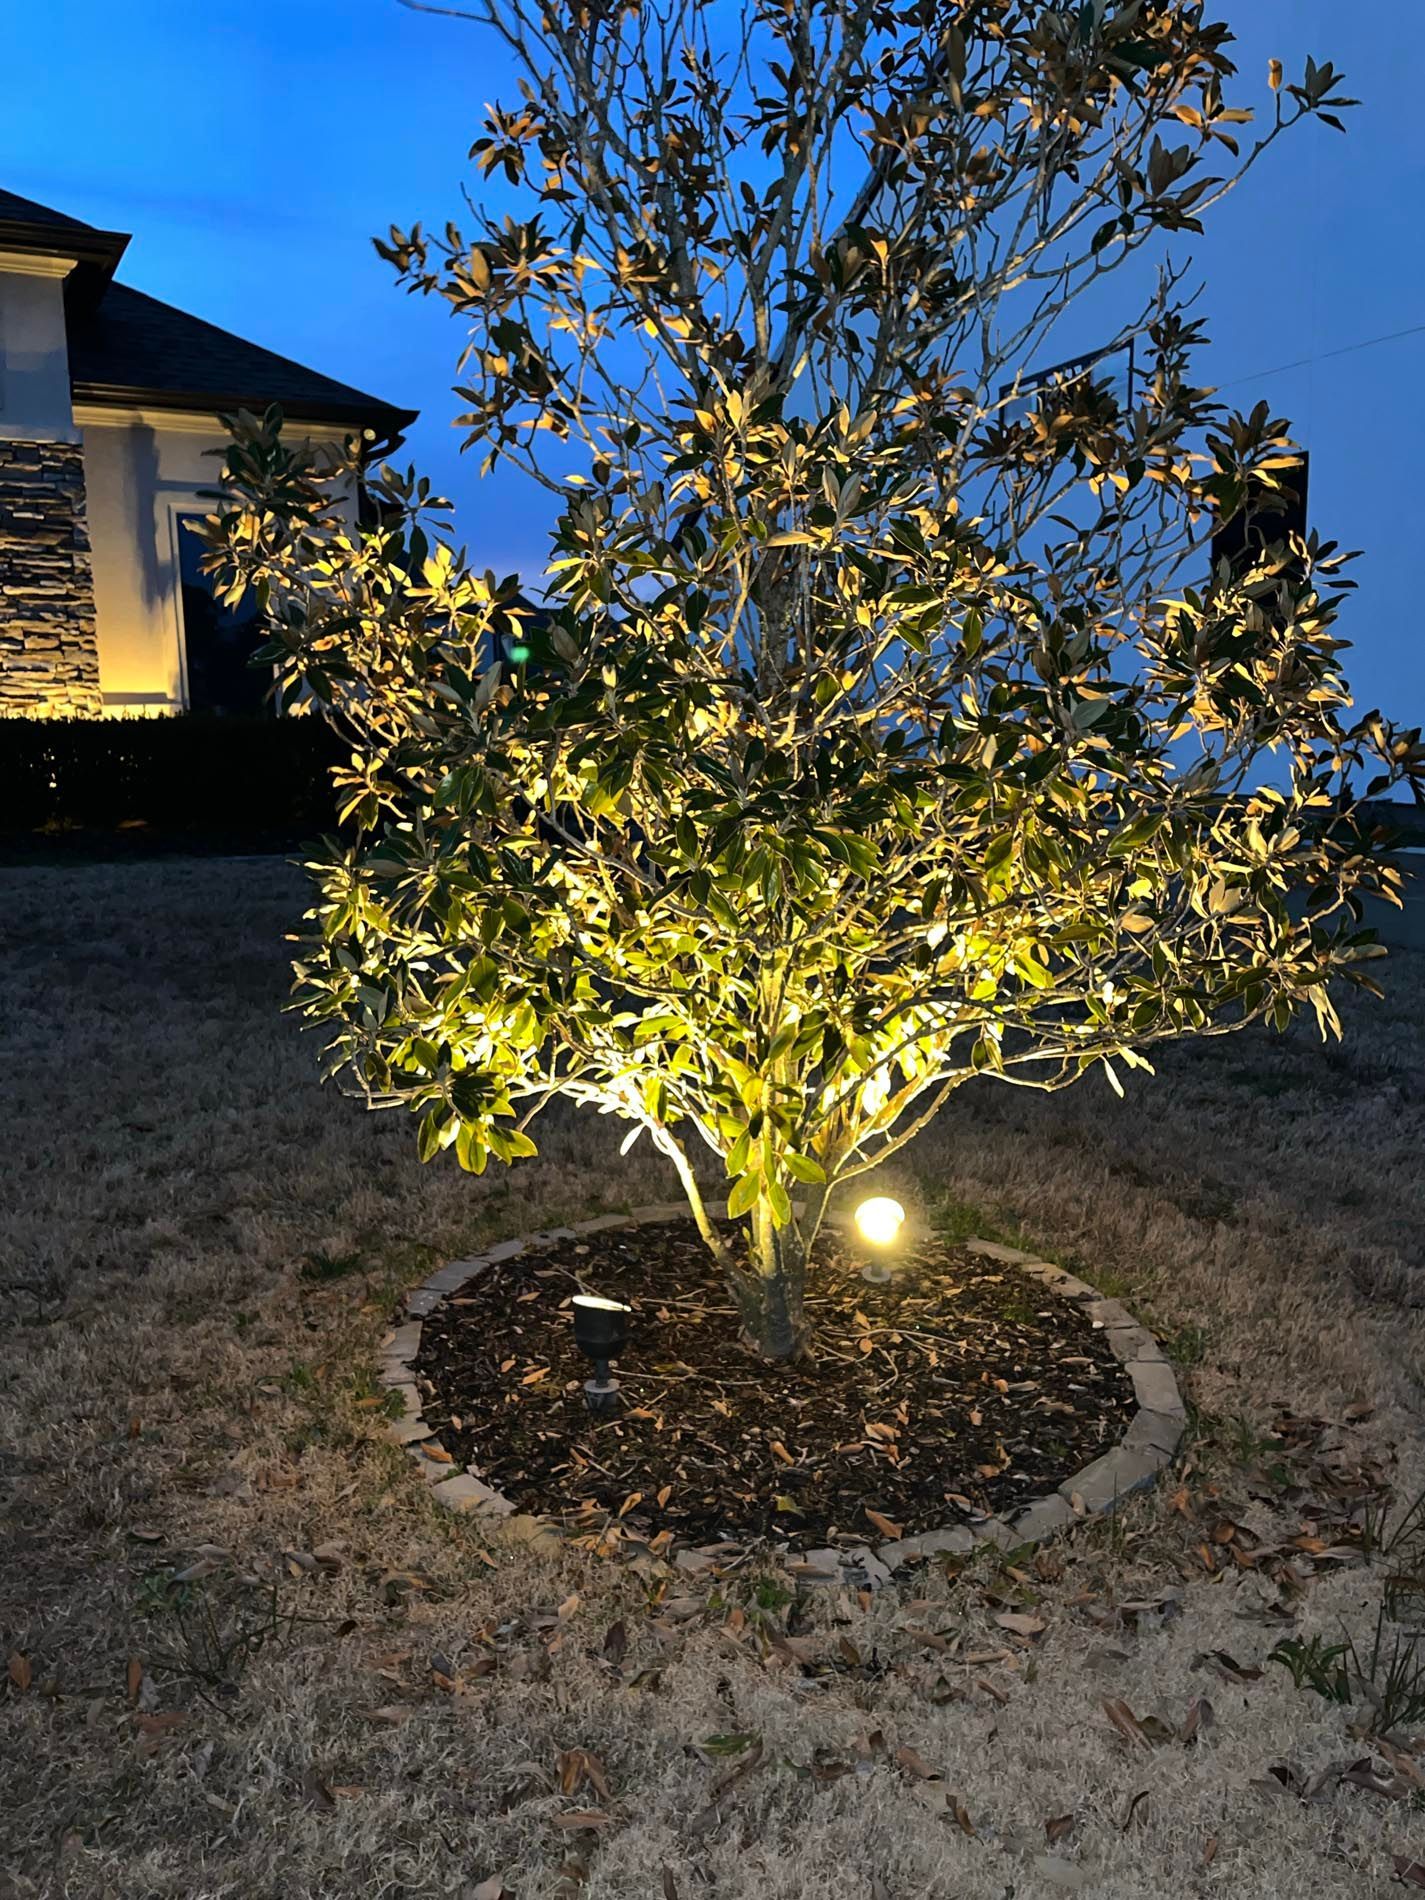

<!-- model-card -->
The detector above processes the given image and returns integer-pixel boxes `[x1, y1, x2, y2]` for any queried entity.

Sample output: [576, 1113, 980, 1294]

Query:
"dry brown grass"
[2, 855, 1425, 1899]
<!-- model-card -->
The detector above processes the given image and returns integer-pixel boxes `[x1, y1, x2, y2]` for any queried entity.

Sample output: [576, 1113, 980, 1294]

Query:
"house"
[0, 187, 415, 717]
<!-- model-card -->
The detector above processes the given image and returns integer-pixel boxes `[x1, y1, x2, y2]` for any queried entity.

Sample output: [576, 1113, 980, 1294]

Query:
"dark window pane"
[177, 514, 272, 716]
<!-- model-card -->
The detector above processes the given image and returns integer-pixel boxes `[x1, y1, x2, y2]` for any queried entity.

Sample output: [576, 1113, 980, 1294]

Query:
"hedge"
[0, 713, 344, 840]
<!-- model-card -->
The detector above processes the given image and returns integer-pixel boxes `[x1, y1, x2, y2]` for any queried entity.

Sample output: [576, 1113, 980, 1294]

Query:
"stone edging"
[376, 1207, 1186, 1586]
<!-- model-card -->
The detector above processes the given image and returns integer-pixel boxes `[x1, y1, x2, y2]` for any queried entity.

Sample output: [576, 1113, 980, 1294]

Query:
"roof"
[0, 185, 104, 232]
[0, 185, 414, 448]
[68, 281, 417, 442]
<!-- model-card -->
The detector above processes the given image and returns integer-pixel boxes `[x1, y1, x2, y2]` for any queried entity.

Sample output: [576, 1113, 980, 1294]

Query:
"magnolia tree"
[207, 0, 1421, 1360]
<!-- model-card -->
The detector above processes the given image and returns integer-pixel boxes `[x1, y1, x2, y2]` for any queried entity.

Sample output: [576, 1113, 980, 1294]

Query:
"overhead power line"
[1219, 319, 1425, 392]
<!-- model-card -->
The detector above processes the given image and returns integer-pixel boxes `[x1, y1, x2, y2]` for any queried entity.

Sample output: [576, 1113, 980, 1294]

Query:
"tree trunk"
[731, 1204, 812, 1362]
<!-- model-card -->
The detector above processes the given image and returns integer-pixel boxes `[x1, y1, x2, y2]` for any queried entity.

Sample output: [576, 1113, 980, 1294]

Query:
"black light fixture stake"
[571, 1294, 631, 1417]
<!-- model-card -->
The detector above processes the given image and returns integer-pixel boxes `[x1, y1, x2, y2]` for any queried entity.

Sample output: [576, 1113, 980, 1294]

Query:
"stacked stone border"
[377, 1204, 1185, 1586]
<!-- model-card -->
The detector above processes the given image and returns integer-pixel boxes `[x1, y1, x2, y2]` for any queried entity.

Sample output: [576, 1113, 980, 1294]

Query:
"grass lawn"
[3, 855, 1425, 1898]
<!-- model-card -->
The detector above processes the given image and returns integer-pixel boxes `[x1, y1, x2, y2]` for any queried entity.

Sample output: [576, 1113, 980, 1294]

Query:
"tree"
[206, 1, 1421, 1362]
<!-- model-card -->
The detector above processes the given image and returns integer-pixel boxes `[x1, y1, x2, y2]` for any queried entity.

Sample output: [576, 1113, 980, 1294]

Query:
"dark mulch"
[412, 1218, 1136, 1550]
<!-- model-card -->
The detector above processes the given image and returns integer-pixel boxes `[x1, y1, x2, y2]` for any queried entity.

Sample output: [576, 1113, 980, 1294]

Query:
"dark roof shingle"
[67, 280, 415, 438]
[0, 185, 100, 232]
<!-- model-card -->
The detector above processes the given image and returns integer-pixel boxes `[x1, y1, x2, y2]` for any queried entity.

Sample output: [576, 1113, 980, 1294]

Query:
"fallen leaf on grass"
[1045, 1813, 1075, 1844]
[302, 1765, 336, 1812]
[552, 1810, 611, 1831]
[8, 1653, 32, 1694]
[662, 1873, 679, 1900]
[366, 1705, 411, 1727]
[1197, 1649, 1263, 1684]
[708, 1738, 766, 1805]
[471, 1879, 507, 1900]
[1395, 1856, 1425, 1888]
[995, 1612, 1046, 1639]
[557, 1749, 612, 1801]
[1202, 1834, 1219, 1866]
[1180, 1696, 1215, 1744]
[1120, 1789, 1151, 1831]
[126, 1656, 143, 1704]
[1102, 1698, 1151, 1750]
[948, 1795, 975, 1836]
[1339, 1758, 1411, 1801]
[894, 1744, 941, 1781]
[136, 1712, 185, 1735]
[699, 1732, 759, 1758]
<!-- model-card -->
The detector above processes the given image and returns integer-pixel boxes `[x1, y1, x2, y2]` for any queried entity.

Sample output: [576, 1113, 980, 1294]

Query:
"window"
[176, 513, 272, 715]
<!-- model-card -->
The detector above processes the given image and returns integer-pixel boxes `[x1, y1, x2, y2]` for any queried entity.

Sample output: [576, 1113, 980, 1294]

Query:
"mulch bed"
[412, 1218, 1136, 1550]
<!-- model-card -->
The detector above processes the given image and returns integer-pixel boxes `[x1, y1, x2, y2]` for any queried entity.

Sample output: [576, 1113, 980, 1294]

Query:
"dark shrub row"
[0, 713, 343, 841]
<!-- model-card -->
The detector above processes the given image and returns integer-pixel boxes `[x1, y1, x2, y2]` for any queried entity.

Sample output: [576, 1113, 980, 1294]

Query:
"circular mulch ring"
[408, 1215, 1138, 1551]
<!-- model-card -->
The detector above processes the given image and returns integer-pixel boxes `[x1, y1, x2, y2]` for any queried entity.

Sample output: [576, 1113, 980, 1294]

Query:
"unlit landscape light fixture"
[854, 1196, 907, 1284]
[571, 1293, 631, 1416]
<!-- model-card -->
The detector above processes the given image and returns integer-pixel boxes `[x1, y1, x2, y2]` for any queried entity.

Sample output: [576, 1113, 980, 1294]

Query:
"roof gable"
[1, 184, 414, 447]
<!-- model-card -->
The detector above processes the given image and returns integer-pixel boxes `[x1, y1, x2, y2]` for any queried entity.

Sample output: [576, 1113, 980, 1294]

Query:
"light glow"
[572, 1293, 631, 1313]
[854, 1196, 906, 1249]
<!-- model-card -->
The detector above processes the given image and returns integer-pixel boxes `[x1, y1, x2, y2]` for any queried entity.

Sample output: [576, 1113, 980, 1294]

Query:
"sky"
[4, 1, 1423, 734]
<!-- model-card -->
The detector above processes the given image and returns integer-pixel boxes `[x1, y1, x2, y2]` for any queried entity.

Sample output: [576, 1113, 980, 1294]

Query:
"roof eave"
[71, 380, 418, 453]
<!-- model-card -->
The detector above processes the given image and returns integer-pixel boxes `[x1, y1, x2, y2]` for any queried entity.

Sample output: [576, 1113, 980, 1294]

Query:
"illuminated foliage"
[206, 2, 1421, 1360]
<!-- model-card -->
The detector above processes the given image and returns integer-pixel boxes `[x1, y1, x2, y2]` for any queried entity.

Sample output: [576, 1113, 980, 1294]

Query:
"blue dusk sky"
[4, 2, 1422, 733]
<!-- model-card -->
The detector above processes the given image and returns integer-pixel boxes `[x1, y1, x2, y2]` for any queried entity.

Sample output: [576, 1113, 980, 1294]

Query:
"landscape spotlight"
[854, 1196, 906, 1284]
[571, 1293, 631, 1416]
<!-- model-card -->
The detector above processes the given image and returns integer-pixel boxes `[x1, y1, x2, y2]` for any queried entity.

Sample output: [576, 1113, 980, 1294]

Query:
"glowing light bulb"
[854, 1196, 906, 1249]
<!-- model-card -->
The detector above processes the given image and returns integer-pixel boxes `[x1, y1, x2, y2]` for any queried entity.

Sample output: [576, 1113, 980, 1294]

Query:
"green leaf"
[727, 1172, 760, 1219]
[784, 1152, 826, 1185]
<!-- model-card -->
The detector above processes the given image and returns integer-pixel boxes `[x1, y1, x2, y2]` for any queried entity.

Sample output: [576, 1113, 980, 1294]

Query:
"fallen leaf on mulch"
[865, 1508, 903, 1541]
[126, 1656, 143, 1703]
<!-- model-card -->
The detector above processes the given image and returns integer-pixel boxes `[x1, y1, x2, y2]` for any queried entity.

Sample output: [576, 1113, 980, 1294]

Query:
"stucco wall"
[0, 260, 77, 444]
[80, 409, 348, 713]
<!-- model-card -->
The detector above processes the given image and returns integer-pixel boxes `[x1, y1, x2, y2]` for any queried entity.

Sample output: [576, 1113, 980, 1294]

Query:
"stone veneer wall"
[0, 440, 101, 716]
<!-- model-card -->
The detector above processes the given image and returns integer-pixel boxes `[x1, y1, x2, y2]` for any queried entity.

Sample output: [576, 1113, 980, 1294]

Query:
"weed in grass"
[1159, 1322, 1209, 1370]
[137, 1562, 302, 1706]
[1268, 1632, 1353, 1703]
[299, 1248, 366, 1284]
[1271, 1608, 1425, 1734]
[751, 1575, 794, 1613]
